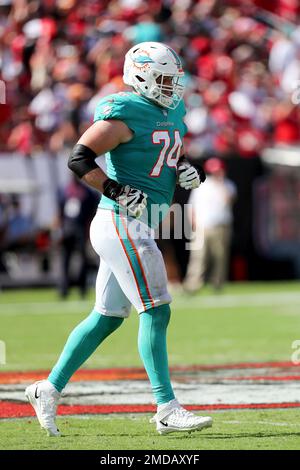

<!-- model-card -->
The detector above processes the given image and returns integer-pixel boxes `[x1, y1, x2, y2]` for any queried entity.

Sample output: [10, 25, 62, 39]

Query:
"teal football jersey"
[94, 92, 188, 228]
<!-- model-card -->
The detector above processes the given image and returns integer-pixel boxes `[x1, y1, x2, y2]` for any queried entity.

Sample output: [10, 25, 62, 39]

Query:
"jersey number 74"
[150, 130, 182, 177]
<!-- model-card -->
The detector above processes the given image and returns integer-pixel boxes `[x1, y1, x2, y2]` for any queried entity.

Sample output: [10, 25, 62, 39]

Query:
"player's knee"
[94, 304, 131, 319]
[157, 303, 171, 324]
[102, 309, 130, 319]
[143, 304, 171, 330]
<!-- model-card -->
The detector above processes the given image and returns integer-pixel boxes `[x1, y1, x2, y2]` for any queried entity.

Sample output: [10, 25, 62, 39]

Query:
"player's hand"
[117, 185, 147, 218]
[103, 178, 148, 218]
[177, 160, 206, 190]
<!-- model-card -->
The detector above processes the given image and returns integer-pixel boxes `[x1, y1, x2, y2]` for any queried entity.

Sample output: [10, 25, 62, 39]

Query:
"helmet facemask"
[148, 71, 185, 110]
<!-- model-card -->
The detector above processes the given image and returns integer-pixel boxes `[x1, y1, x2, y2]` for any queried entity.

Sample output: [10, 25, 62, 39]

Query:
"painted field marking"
[1, 291, 300, 316]
[1, 361, 300, 418]
[220, 420, 300, 427]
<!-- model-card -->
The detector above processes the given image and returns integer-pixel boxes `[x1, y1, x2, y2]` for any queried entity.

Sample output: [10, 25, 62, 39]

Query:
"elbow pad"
[68, 144, 99, 178]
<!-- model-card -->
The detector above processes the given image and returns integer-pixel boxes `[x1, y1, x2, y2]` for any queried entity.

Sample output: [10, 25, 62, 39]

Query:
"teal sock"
[138, 304, 175, 405]
[48, 310, 124, 392]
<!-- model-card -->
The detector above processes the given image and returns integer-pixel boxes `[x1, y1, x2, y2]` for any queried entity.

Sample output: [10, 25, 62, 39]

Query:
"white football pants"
[89, 208, 171, 317]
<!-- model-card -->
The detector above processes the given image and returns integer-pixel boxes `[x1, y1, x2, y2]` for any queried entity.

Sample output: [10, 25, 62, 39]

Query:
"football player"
[25, 42, 211, 436]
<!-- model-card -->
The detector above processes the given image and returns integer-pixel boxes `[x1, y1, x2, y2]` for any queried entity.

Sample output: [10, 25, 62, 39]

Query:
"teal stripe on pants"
[113, 213, 154, 311]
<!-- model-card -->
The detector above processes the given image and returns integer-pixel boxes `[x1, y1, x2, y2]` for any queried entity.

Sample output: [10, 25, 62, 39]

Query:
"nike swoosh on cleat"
[159, 421, 168, 427]
[34, 386, 40, 399]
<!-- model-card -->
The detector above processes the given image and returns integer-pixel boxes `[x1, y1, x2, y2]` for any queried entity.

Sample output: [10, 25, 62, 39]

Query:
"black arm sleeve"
[68, 144, 99, 178]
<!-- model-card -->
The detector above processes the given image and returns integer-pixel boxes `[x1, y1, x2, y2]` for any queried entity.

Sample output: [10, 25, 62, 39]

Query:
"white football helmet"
[123, 42, 185, 110]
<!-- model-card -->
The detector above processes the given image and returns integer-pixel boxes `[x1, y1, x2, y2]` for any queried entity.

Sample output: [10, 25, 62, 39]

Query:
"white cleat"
[25, 380, 61, 437]
[150, 400, 213, 435]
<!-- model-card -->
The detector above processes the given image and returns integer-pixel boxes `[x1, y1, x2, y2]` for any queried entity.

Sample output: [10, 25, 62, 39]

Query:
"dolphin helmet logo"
[132, 51, 154, 70]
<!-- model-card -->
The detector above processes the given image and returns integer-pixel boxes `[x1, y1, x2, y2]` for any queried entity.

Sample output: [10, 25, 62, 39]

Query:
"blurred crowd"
[1, 0, 300, 159]
[1, 0, 300, 286]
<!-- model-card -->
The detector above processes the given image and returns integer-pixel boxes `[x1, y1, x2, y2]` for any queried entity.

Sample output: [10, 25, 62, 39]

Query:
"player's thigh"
[90, 209, 146, 312]
[94, 258, 131, 318]
[112, 212, 172, 312]
[90, 209, 171, 313]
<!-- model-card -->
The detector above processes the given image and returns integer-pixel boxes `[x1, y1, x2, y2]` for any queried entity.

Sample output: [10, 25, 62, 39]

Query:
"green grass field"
[1, 410, 300, 450]
[1, 282, 300, 450]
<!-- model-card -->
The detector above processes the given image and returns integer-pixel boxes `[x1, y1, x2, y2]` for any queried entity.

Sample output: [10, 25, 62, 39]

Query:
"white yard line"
[220, 420, 300, 427]
[1, 291, 300, 315]
[0, 300, 92, 315]
[173, 291, 300, 309]
[2, 381, 300, 405]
